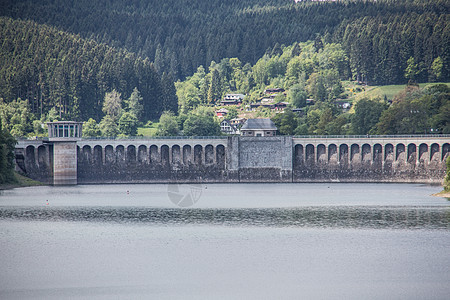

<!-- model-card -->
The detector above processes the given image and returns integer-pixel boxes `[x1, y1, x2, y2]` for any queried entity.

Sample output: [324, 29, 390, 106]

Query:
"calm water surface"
[0, 183, 449, 299]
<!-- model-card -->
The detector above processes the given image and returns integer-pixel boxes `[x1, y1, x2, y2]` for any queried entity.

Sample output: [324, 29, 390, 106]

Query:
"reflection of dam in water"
[15, 134, 450, 185]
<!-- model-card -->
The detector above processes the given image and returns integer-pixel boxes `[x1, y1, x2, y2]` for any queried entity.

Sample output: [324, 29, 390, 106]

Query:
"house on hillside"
[240, 119, 277, 137]
[216, 108, 228, 118]
[220, 119, 239, 135]
[264, 88, 285, 94]
[230, 117, 246, 127]
[306, 98, 315, 105]
[335, 100, 351, 110]
[221, 94, 245, 106]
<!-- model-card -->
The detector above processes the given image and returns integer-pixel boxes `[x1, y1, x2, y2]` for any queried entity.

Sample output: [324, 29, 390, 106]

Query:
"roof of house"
[216, 108, 229, 113]
[241, 119, 277, 130]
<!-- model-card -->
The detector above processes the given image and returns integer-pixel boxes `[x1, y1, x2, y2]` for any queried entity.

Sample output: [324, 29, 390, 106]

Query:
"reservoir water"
[0, 183, 449, 299]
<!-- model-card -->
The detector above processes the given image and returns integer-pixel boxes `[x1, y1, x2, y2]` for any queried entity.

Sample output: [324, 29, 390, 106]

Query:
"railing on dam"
[16, 134, 450, 142]
[293, 134, 450, 139]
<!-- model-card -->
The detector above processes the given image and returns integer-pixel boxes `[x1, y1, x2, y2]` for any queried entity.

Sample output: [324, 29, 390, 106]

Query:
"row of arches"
[77, 144, 226, 168]
[25, 145, 51, 168]
[294, 143, 450, 164]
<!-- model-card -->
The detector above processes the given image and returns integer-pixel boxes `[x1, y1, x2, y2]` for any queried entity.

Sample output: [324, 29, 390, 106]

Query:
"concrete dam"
[15, 133, 450, 185]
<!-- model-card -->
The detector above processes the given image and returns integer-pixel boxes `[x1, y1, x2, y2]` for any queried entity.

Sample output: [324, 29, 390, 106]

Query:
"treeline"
[0, 17, 177, 122]
[335, 11, 449, 84]
[271, 84, 450, 136]
[2, 0, 448, 83]
[0, 121, 15, 184]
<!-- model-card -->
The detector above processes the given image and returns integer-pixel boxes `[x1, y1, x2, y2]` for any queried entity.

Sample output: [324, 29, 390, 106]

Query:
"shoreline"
[432, 191, 450, 198]
[0, 172, 44, 190]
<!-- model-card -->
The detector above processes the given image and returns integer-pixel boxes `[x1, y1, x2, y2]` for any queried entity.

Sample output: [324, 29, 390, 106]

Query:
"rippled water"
[0, 183, 449, 299]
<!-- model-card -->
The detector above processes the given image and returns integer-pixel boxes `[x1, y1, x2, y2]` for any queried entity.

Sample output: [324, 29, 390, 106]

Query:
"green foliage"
[375, 85, 450, 134]
[352, 98, 387, 135]
[444, 156, 450, 192]
[183, 107, 221, 136]
[226, 106, 239, 120]
[0, 17, 169, 121]
[46, 107, 60, 122]
[125, 88, 144, 121]
[287, 84, 307, 108]
[1, 0, 448, 85]
[99, 115, 119, 137]
[0, 98, 34, 137]
[0, 122, 17, 184]
[83, 118, 101, 137]
[405, 57, 420, 81]
[32, 120, 45, 137]
[156, 111, 179, 136]
[273, 110, 298, 136]
[430, 57, 443, 82]
[102, 90, 123, 121]
[118, 112, 138, 136]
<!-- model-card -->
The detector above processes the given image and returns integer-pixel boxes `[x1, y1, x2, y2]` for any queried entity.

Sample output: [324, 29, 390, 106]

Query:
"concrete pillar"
[53, 141, 77, 185]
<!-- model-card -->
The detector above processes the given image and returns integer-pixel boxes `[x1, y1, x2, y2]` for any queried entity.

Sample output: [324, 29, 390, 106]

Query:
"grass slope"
[352, 82, 450, 101]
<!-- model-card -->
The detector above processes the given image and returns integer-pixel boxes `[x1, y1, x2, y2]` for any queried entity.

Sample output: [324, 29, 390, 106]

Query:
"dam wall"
[15, 136, 450, 184]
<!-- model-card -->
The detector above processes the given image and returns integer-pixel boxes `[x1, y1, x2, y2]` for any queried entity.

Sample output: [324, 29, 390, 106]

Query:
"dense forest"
[0, 17, 177, 123]
[1, 0, 448, 83]
[0, 0, 448, 139]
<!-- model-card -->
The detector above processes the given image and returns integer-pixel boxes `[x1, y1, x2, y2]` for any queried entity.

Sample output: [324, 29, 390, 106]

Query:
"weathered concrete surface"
[53, 141, 77, 185]
[15, 136, 450, 184]
[239, 136, 292, 182]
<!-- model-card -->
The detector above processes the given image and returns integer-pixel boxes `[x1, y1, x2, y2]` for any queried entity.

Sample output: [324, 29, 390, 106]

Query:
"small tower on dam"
[47, 121, 83, 185]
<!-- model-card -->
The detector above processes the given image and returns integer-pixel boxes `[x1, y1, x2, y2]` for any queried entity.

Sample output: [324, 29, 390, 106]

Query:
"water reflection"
[1, 206, 448, 229]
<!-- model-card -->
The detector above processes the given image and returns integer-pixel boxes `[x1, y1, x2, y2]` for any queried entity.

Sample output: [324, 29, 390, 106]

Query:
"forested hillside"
[1, 0, 448, 83]
[0, 17, 177, 122]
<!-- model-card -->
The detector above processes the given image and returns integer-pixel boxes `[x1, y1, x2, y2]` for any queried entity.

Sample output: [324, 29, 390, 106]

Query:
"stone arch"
[93, 145, 103, 165]
[339, 144, 349, 163]
[172, 145, 181, 164]
[216, 144, 226, 169]
[205, 144, 214, 165]
[38, 145, 49, 168]
[396, 144, 405, 161]
[116, 145, 125, 164]
[161, 145, 170, 166]
[105, 145, 114, 164]
[443, 143, 450, 161]
[305, 144, 315, 163]
[317, 144, 326, 162]
[407, 143, 417, 163]
[150, 145, 159, 164]
[328, 144, 337, 162]
[418, 143, 428, 162]
[183, 145, 192, 165]
[194, 145, 203, 166]
[385, 144, 394, 161]
[294, 144, 304, 167]
[26, 145, 36, 167]
[430, 143, 439, 161]
[127, 145, 136, 163]
[350, 144, 360, 162]
[82, 145, 92, 164]
[362, 144, 371, 162]
[137, 145, 147, 163]
[373, 144, 382, 162]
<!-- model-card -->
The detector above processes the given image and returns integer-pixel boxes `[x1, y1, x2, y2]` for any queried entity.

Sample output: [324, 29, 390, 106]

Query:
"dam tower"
[47, 121, 83, 185]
